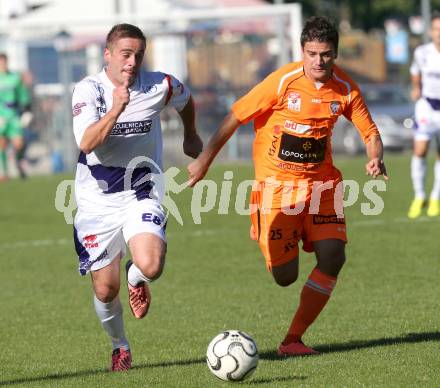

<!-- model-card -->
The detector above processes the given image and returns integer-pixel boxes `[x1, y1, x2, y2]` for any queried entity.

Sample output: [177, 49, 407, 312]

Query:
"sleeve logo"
[330, 101, 341, 115]
[73, 102, 86, 116]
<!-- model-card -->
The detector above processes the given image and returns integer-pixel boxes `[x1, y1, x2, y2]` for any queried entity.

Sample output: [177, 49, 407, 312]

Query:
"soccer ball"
[206, 330, 259, 382]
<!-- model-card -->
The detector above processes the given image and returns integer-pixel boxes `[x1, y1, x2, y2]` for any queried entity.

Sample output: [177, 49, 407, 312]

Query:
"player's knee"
[271, 258, 299, 287]
[274, 274, 298, 287]
[136, 252, 165, 280]
[94, 284, 119, 303]
[321, 251, 346, 276]
[413, 142, 429, 157]
[314, 239, 346, 276]
[12, 137, 23, 150]
[272, 269, 298, 287]
[332, 252, 346, 272]
[0, 138, 7, 149]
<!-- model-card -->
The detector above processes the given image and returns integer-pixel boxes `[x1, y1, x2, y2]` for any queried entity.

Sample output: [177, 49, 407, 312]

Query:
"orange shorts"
[250, 180, 347, 271]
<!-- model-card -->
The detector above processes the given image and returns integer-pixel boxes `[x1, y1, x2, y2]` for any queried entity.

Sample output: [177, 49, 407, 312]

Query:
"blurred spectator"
[407, 12, 440, 218]
[0, 53, 32, 180]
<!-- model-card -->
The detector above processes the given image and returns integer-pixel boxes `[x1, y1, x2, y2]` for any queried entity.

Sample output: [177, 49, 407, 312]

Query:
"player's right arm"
[409, 46, 422, 102]
[410, 73, 422, 102]
[74, 80, 129, 154]
[17, 74, 31, 112]
[187, 112, 240, 187]
[187, 66, 282, 187]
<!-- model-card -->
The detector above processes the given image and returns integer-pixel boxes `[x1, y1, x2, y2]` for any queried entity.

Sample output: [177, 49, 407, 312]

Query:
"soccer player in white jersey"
[408, 12, 440, 218]
[72, 23, 202, 371]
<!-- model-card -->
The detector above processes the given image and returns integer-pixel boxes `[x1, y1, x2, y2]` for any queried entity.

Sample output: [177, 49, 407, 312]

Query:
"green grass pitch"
[0, 152, 438, 387]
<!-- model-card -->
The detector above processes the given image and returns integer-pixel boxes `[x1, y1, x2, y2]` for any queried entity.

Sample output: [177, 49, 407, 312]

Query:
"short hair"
[432, 10, 440, 22]
[105, 23, 146, 50]
[300, 16, 339, 54]
[0, 53, 7, 61]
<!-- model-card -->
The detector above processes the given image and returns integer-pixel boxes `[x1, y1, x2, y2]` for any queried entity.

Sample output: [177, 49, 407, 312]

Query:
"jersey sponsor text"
[110, 120, 153, 136]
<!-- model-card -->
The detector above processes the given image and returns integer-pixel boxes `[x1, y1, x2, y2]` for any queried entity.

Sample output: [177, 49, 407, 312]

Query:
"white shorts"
[414, 98, 440, 141]
[73, 198, 167, 276]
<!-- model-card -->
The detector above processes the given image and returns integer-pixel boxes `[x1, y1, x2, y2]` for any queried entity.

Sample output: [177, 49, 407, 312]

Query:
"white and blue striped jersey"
[72, 68, 190, 213]
[410, 42, 440, 101]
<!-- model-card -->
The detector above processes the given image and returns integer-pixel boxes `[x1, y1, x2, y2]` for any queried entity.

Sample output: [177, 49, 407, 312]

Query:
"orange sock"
[283, 268, 337, 344]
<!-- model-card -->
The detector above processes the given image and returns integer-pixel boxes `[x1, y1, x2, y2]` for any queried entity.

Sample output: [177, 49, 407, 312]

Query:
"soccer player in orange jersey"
[188, 16, 388, 356]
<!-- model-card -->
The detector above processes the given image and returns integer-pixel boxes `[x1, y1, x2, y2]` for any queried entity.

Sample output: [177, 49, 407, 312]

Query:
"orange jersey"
[232, 61, 379, 183]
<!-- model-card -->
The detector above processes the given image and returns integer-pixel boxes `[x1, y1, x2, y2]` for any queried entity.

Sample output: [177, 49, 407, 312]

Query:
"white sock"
[430, 160, 440, 200]
[93, 295, 129, 351]
[127, 262, 152, 286]
[411, 156, 427, 199]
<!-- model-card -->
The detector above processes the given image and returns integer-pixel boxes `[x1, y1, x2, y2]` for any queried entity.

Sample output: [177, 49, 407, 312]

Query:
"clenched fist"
[112, 79, 130, 114]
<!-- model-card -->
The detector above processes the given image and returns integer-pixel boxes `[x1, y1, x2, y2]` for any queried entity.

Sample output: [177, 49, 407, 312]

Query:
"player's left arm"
[409, 47, 422, 102]
[178, 95, 203, 159]
[17, 74, 31, 110]
[344, 87, 388, 180]
[365, 135, 388, 179]
[17, 74, 33, 127]
[166, 75, 203, 158]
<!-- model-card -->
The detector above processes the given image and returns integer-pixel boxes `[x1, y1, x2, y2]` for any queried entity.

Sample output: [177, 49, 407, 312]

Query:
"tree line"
[266, 0, 440, 31]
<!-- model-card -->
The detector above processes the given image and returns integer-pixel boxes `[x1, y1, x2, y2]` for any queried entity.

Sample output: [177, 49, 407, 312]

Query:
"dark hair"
[0, 53, 7, 61]
[106, 23, 146, 49]
[432, 10, 440, 22]
[300, 16, 339, 54]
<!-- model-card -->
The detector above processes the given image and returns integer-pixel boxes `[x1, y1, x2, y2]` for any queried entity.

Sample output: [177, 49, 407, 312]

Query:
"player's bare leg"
[126, 232, 166, 319]
[278, 239, 345, 357]
[271, 258, 299, 287]
[0, 136, 8, 181]
[91, 254, 131, 371]
[11, 136, 26, 179]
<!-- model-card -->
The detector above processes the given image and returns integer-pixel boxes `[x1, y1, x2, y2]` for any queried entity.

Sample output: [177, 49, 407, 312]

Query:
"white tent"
[0, 0, 177, 38]
[0, 0, 180, 72]
[0, 0, 271, 38]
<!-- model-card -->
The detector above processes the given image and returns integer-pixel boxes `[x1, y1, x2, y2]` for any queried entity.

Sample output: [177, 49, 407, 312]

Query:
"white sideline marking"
[0, 238, 71, 249]
[351, 219, 385, 226]
[0, 229, 220, 249]
[0, 217, 438, 249]
[351, 216, 438, 226]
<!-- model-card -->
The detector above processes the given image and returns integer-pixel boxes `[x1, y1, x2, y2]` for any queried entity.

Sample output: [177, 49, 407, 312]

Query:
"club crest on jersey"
[330, 101, 341, 115]
[94, 83, 107, 114]
[95, 85, 105, 104]
[287, 92, 301, 111]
